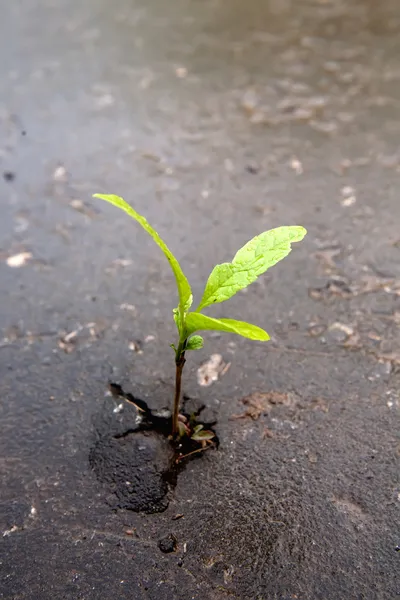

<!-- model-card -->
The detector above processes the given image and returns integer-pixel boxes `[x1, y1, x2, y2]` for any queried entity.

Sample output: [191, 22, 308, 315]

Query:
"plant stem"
[175, 445, 212, 463]
[172, 342, 186, 438]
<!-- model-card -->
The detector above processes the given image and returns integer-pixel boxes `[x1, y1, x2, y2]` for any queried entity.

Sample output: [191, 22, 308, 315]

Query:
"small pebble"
[53, 165, 67, 182]
[175, 67, 188, 78]
[3, 171, 15, 182]
[6, 252, 32, 268]
[158, 534, 177, 554]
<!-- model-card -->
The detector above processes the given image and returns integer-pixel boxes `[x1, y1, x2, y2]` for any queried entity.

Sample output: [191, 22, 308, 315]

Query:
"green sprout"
[93, 194, 307, 439]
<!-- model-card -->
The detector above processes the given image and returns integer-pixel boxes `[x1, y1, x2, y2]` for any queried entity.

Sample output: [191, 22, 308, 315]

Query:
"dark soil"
[90, 429, 173, 513]
[89, 384, 218, 513]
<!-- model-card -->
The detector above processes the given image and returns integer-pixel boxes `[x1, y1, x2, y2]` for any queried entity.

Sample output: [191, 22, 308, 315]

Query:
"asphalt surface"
[1, 1, 399, 599]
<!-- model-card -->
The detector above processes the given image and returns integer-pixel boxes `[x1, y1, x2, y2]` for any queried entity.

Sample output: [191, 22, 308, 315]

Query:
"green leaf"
[178, 421, 188, 438]
[186, 335, 204, 351]
[185, 312, 270, 341]
[197, 226, 306, 310]
[191, 429, 215, 441]
[93, 194, 192, 327]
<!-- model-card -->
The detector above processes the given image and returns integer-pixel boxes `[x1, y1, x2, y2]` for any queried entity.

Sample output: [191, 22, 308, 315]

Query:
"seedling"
[93, 194, 306, 439]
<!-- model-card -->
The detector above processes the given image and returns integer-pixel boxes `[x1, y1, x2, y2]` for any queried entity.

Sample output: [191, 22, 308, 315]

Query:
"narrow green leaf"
[185, 312, 270, 341]
[178, 421, 188, 438]
[93, 194, 192, 323]
[197, 226, 306, 310]
[186, 335, 204, 351]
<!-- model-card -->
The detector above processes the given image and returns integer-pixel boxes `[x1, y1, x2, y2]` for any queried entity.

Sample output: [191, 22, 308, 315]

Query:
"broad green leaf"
[197, 226, 306, 310]
[93, 194, 192, 327]
[185, 312, 270, 341]
[191, 429, 215, 441]
[186, 335, 204, 351]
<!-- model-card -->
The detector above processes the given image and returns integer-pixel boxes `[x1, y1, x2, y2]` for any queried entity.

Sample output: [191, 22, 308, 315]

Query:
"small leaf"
[186, 312, 270, 341]
[93, 194, 192, 328]
[198, 226, 306, 310]
[186, 335, 204, 351]
[191, 429, 215, 441]
[192, 424, 204, 434]
[177, 421, 188, 438]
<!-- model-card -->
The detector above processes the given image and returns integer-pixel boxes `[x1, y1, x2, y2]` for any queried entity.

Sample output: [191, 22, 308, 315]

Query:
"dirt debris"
[307, 322, 327, 337]
[342, 331, 362, 349]
[158, 534, 177, 553]
[128, 340, 143, 354]
[53, 164, 68, 182]
[119, 303, 137, 314]
[105, 258, 133, 274]
[175, 66, 188, 78]
[69, 198, 98, 218]
[232, 391, 298, 421]
[328, 322, 355, 340]
[289, 156, 303, 174]
[314, 246, 342, 270]
[3, 524, 20, 537]
[340, 185, 357, 206]
[373, 351, 400, 366]
[58, 322, 106, 353]
[6, 252, 32, 267]
[309, 277, 352, 300]
[352, 274, 397, 295]
[197, 354, 231, 387]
